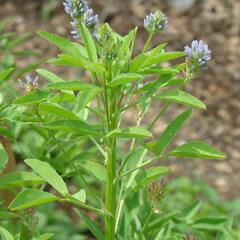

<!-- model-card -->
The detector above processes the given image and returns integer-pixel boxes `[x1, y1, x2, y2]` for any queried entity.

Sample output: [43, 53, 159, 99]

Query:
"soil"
[0, 0, 239, 199]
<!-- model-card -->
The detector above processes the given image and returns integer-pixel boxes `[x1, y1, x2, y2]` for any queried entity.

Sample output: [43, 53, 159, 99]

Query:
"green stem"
[136, 210, 153, 240]
[142, 33, 154, 53]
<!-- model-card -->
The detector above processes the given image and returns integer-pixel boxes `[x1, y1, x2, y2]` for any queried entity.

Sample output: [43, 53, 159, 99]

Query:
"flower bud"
[144, 11, 168, 34]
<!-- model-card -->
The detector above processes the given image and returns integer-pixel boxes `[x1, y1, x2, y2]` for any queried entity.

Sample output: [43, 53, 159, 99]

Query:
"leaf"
[48, 54, 104, 73]
[72, 189, 86, 203]
[44, 120, 101, 136]
[191, 217, 228, 231]
[73, 159, 107, 182]
[46, 81, 99, 91]
[169, 141, 225, 159]
[0, 143, 8, 171]
[76, 88, 100, 111]
[13, 90, 48, 105]
[139, 67, 179, 75]
[156, 90, 206, 109]
[79, 22, 97, 63]
[25, 159, 69, 196]
[49, 92, 75, 103]
[109, 73, 143, 87]
[39, 103, 79, 120]
[125, 166, 170, 197]
[77, 211, 105, 240]
[9, 189, 59, 211]
[0, 127, 15, 140]
[0, 211, 19, 220]
[146, 110, 192, 155]
[106, 127, 153, 139]
[38, 31, 88, 59]
[0, 68, 14, 84]
[36, 68, 64, 83]
[0, 172, 44, 189]
[0, 226, 14, 240]
[182, 201, 203, 223]
[37, 233, 54, 240]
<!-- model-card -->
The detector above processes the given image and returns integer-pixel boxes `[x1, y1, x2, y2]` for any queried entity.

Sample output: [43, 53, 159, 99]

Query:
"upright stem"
[142, 33, 153, 52]
[105, 64, 117, 240]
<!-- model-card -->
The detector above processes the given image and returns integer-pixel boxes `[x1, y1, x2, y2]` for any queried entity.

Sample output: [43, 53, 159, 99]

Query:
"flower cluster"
[144, 10, 168, 34]
[18, 75, 39, 92]
[184, 40, 211, 70]
[63, 0, 99, 39]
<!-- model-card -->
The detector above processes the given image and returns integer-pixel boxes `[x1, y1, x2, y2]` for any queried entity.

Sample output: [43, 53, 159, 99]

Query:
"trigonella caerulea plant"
[7, 0, 226, 239]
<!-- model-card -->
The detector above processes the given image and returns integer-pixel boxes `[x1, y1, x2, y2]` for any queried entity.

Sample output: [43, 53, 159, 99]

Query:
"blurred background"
[0, 0, 239, 201]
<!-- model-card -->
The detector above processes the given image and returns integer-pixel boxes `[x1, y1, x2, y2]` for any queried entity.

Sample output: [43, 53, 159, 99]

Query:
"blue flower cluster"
[184, 40, 211, 70]
[144, 11, 168, 34]
[63, 0, 99, 39]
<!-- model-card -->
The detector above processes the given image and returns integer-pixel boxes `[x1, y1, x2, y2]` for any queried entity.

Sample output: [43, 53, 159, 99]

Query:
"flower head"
[63, 0, 99, 39]
[184, 40, 211, 70]
[18, 75, 39, 92]
[144, 10, 168, 34]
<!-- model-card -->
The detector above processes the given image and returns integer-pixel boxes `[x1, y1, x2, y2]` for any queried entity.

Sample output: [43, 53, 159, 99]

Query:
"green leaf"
[106, 127, 153, 139]
[191, 217, 228, 231]
[13, 90, 48, 105]
[79, 22, 97, 63]
[49, 92, 75, 103]
[109, 73, 143, 87]
[72, 189, 86, 203]
[139, 66, 179, 75]
[46, 81, 99, 91]
[125, 166, 170, 197]
[0, 172, 44, 189]
[182, 201, 203, 223]
[77, 211, 105, 240]
[0, 127, 15, 140]
[48, 54, 104, 73]
[73, 159, 107, 182]
[76, 88, 100, 111]
[9, 189, 59, 211]
[156, 90, 206, 109]
[39, 103, 79, 120]
[169, 140, 225, 159]
[0, 143, 8, 171]
[44, 120, 101, 136]
[146, 110, 192, 155]
[25, 159, 69, 196]
[36, 68, 64, 83]
[0, 68, 14, 84]
[0, 211, 19, 220]
[38, 31, 88, 59]
[0, 226, 14, 240]
[37, 233, 54, 240]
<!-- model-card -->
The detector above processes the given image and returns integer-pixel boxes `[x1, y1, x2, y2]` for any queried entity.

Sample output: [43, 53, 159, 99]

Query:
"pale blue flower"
[144, 11, 168, 34]
[184, 40, 211, 70]
[18, 75, 39, 92]
[63, 0, 99, 39]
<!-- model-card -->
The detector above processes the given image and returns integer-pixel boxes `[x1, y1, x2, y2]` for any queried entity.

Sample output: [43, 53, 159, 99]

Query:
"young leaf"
[46, 81, 99, 91]
[73, 159, 107, 182]
[38, 30, 88, 59]
[13, 90, 48, 105]
[0, 68, 14, 84]
[109, 73, 143, 87]
[0, 172, 44, 189]
[9, 189, 59, 211]
[106, 127, 153, 139]
[169, 140, 225, 159]
[0, 143, 8, 171]
[146, 110, 192, 155]
[79, 22, 97, 63]
[25, 159, 69, 196]
[125, 166, 170, 197]
[77, 211, 105, 240]
[156, 90, 206, 109]
[36, 68, 65, 83]
[39, 103, 79, 120]
[38, 233, 54, 240]
[0, 226, 14, 240]
[72, 189, 86, 203]
[44, 120, 101, 136]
